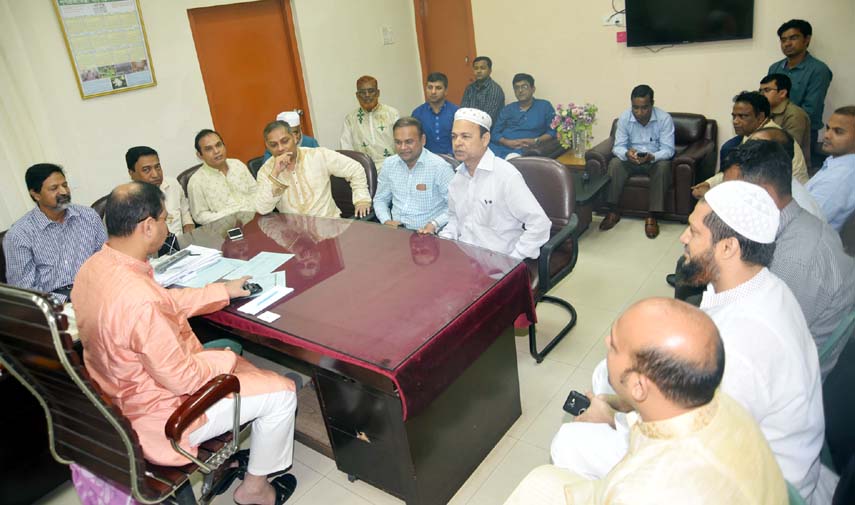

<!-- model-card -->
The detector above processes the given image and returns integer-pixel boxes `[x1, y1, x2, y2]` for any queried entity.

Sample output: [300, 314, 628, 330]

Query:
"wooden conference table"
[180, 212, 535, 505]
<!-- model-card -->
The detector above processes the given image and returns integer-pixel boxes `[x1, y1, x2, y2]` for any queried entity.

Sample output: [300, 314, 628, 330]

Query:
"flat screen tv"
[625, 0, 754, 47]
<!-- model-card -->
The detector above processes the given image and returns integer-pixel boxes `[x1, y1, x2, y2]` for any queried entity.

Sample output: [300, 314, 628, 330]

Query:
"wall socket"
[602, 13, 625, 27]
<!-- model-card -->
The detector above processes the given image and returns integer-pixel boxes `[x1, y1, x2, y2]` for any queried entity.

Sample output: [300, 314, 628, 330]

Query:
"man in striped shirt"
[3, 163, 106, 300]
[373, 117, 453, 233]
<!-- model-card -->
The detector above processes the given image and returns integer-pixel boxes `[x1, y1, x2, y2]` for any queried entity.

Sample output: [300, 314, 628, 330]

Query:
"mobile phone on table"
[563, 390, 591, 416]
[227, 227, 244, 240]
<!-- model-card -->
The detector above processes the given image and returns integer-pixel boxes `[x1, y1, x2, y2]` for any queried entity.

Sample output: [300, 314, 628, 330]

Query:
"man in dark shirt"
[768, 19, 832, 168]
[460, 56, 505, 127]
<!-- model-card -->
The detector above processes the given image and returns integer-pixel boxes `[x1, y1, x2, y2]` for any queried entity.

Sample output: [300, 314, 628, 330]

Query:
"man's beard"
[677, 248, 718, 287]
[55, 194, 71, 211]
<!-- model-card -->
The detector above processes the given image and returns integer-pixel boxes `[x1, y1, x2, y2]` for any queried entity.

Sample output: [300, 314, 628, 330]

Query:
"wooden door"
[414, 0, 477, 105]
[188, 0, 311, 164]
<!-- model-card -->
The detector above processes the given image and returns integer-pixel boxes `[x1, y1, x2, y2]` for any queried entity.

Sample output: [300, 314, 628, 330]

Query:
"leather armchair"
[841, 211, 855, 257]
[177, 163, 202, 197]
[91, 194, 108, 219]
[333, 150, 378, 220]
[522, 137, 566, 159]
[584, 112, 717, 222]
[247, 156, 265, 179]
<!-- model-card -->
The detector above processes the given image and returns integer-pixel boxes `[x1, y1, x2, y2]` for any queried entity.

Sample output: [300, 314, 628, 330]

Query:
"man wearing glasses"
[759, 74, 812, 168]
[489, 73, 556, 159]
[340, 75, 400, 173]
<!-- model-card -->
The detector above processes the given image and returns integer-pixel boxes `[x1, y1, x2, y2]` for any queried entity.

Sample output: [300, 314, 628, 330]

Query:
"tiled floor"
[37, 215, 684, 505]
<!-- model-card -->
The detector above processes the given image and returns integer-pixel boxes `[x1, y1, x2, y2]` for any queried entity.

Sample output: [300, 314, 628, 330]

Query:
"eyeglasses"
[356, 88, 378, 96]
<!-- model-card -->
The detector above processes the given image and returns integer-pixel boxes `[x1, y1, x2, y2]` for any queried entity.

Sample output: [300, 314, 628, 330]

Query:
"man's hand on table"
[354, 202, 371, 218]
[224, 276, 251, 298]
[417, 222, 437, 235]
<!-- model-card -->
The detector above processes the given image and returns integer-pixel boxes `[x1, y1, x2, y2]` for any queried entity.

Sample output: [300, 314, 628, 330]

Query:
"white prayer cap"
[454, 107, 492, 130]
[276, 110, 300, 126]
[704, 181, 780, 244]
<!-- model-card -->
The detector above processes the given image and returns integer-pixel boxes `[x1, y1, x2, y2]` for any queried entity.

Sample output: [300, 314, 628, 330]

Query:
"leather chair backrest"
[177, 164, 202, 197]
[247, 156, 265, 179]
[91, 195, 109, 219]
[509, 157, 576, 231]
[437, 153, 461, 171]
[0, 230, 7, 284]
[0, 286, 162, 501]
[841, 210, 855, 257]
[333, 150, 378, 218]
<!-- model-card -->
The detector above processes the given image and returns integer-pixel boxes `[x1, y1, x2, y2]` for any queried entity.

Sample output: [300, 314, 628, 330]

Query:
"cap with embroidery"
[276, 111, 300, 127]
[454, 107, 492, 130]
[704, 181, 779, 244]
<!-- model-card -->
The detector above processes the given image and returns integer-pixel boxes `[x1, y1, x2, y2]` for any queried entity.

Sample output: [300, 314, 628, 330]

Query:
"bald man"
[555, 181, 829, 504]
[340, 75, 400, 172]
[506, 298, 786, 505]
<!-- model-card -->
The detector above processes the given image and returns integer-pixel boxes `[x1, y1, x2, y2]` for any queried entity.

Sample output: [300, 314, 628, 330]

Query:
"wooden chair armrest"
[165, 374, 240, 442]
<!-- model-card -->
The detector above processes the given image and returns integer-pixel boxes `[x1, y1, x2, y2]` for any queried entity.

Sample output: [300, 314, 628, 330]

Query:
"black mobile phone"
[562, 390, 591, 416]
[636, 151, 649, 157]
[226, 227, 244, 240]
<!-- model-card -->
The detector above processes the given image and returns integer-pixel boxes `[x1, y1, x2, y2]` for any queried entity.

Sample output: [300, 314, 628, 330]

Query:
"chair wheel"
[347, 474, 358, 483]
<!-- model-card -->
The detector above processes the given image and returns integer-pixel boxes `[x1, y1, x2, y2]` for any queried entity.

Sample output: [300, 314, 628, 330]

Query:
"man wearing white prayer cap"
[438, 108, 550, 259]
[550, 180, 831, 504]
[261, 110, 320, 163]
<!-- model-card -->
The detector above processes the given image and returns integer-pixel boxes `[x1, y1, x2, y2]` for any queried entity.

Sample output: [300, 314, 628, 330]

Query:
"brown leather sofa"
[522, 137, 566, 158]
[584, 112, 718, 222]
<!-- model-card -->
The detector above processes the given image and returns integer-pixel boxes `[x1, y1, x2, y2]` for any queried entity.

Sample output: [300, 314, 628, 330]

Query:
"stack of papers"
[152, 245, 223, 286]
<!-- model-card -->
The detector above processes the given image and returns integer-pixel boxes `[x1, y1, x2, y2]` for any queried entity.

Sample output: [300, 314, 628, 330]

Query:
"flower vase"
[572, 129, 586, 158]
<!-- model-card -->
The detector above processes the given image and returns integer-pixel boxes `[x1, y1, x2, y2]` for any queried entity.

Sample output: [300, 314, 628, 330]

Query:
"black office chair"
[509, 157, 579, 362]
[333, 150, 378, 220]
[437, 153, 461, 171]
[247, 156, 265, 179]
[824, 334, 855, 504]
[0, 230, 7, 284]
[177, 164, 202, 197]
[91, 195, 109, 219]
[840, 210, 855, 257]
[0, 284, 247, 504]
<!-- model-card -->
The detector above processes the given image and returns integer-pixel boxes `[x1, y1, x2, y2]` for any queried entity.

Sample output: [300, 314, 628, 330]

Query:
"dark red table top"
[186, 213, 534, 419]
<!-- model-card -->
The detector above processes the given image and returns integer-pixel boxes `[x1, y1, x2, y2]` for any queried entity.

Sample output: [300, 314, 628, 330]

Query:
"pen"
[248, 287, 280, 309]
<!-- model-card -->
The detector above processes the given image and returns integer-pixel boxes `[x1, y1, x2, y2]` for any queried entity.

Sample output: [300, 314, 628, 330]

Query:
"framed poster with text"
[53, 0, 156, 99]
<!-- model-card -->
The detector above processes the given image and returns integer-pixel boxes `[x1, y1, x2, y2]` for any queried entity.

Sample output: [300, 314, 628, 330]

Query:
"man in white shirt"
[126, 146, 194, 235]
[439, 108, 550, 260]
[187, 129, 257, 225]
[551, 181, 830, 504]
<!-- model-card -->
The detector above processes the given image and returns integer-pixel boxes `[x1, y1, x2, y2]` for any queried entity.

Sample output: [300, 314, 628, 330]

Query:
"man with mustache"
[340, 75, 400, 173]
[3, 163, 106, 300]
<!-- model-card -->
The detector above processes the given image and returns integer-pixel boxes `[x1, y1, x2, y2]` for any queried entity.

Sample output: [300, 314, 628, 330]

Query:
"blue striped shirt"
[373, 148, 454, 230]
[3, 204, 106, 296]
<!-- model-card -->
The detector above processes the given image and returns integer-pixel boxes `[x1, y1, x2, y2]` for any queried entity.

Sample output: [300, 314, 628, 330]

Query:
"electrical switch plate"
[602, 13, 625, 26]
[617, 31, 627, 43]
[382, 26, 394, 45]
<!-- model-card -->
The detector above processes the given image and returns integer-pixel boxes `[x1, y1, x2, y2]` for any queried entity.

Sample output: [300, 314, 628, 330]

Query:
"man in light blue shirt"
[601, 85, 675, 239]
[374, 117, 454, 233]
[489, 73, 556, 159]
[806, 106, 855, 231]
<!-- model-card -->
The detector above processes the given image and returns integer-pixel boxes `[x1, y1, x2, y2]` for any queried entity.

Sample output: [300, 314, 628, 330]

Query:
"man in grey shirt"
[722, 140, 855, 377]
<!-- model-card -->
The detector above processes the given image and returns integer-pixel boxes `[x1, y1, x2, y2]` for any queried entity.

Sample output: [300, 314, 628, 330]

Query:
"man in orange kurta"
[72, 182, 297, 505]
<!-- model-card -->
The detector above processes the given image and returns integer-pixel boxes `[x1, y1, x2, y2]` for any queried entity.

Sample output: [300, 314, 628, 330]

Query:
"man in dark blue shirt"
[489, 73, 556, 159]
[412, 72, 458, 155]
[768, 19, 833, 169]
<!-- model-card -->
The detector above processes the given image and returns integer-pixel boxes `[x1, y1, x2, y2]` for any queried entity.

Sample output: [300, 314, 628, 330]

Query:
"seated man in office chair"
[72, 182, 299, 505]
[256, 120, 371, 218]
[4, 163, 106, 302]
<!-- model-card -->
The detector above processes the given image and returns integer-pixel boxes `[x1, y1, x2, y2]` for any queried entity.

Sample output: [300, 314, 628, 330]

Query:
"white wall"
[0, 0, 424, 229]
[471, 0, 855, 150]
[1, 0, 853, 230]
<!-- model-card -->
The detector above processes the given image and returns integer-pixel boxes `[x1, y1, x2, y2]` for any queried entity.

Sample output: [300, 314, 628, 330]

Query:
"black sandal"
[209, 449, 251, 497]
[233, 473, 297, 505]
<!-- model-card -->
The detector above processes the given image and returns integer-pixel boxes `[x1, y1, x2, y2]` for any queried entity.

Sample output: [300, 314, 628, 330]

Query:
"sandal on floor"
[208, 449, 251, 497]
[234, 473, 298, 505]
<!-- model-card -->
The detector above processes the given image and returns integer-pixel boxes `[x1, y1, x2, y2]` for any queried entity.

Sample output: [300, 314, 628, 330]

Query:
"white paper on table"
[224, 251, 294, 280]
[257, 311, 281, 323]
[237, 285, 294, 316]
[179, 257, 248, 288]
